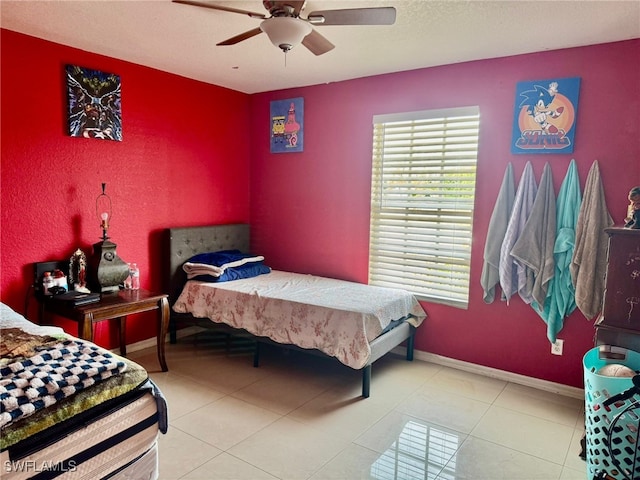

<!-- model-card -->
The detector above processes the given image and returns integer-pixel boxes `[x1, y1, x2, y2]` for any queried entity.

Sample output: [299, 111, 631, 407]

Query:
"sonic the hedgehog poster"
[511, 77, 580, 154]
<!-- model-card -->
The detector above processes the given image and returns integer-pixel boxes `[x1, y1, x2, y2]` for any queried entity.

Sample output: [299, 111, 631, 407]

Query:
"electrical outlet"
[551, 339, 564, 355]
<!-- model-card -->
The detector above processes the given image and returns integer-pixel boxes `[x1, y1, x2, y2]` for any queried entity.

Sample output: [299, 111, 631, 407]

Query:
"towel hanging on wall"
[499, 161, 538, 304]
[570, 160, 613, 320]
[481, 163, 515, 303]
[511, 162, 557, 307]
[537, 159, 581, 342]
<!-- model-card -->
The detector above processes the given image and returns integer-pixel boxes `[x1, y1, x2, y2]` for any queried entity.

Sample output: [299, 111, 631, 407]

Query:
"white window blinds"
[369, 106, 480, 309]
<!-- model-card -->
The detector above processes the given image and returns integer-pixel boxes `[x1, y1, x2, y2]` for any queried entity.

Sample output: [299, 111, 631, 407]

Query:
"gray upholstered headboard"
[166, 224, 250, 303]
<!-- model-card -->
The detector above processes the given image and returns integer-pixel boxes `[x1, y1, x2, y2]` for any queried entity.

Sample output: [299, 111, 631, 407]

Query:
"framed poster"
[66, 65, 122, 141]
[511, 77, 580, 154]
[270, 97, 303, 153]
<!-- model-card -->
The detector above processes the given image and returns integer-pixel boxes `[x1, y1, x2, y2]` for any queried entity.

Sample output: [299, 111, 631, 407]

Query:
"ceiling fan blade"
[217, 27, 263, 46]
[302, 29, 335, 56]
[307, 7, 396, 26]
[172, 0, 266, 19]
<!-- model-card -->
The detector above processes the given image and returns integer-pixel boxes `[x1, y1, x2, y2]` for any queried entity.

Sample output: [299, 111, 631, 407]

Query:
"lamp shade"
[260, 17, 312, 52]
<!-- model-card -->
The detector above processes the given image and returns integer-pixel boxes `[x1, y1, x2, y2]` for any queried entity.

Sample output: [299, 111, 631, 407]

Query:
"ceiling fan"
[172, 0, 396, 55]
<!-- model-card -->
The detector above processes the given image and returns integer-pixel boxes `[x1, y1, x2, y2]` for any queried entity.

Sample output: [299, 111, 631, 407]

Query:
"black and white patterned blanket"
[0, 340, 126, 428]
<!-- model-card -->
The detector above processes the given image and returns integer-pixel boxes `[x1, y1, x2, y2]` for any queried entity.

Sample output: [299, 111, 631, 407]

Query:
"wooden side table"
[41, 289, 169, 371]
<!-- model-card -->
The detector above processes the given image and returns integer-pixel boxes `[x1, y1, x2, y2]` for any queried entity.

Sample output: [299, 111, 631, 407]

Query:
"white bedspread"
[172, 270, 427, 369]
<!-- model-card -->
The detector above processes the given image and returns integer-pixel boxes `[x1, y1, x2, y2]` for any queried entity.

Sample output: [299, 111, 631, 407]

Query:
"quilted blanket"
[0, 340, 126, 428]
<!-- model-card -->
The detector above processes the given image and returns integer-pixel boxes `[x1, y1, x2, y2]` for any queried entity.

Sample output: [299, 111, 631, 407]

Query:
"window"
[369, 106, 480, 308]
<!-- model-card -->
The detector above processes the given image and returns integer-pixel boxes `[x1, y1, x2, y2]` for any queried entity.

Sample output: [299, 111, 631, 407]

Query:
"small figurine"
[69, 248, 91, 293]
[624, 186, 640, 229]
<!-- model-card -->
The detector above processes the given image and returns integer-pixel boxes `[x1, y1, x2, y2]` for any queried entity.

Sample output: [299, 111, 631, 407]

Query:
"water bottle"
[130, 263, 140, 290]
[42, 271, 54, 295]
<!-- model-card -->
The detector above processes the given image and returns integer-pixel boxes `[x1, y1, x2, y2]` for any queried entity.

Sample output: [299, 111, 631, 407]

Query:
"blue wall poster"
[511, 77, 580, 154]
[270, 97, 304, 153]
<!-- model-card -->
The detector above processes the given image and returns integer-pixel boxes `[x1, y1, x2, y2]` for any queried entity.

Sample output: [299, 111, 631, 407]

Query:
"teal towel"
[538, 159, 581, 342]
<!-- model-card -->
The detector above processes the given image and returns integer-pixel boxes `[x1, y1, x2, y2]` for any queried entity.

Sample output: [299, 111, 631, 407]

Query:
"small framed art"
[270, 97, 304, 153]
[66, 65, 122, 141]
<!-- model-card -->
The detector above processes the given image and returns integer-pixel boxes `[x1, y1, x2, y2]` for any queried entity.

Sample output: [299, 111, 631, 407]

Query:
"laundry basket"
[583, 346, 640, 480]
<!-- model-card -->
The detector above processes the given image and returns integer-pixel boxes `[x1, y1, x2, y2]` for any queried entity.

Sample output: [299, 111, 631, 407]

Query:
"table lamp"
[91, 183, 130, 292]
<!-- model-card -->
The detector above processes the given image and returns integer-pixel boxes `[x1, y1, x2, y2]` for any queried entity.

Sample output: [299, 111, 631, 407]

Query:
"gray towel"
[140, 379, 169, 434]
[499, 162, 537, 304]
[570, 160, 613, 320]
[481, 163, 515, 303]
[511, 162, 557, 307]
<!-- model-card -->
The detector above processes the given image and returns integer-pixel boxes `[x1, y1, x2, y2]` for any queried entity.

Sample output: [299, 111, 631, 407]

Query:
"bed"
[0, 302, 167, 480]
[166, 223, 427, 398]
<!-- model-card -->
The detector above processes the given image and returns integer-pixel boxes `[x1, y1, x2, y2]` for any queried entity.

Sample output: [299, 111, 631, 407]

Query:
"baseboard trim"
[121, 331, 584, 400]
[394, 346, 585, 400]
[114, 326, 205, 355]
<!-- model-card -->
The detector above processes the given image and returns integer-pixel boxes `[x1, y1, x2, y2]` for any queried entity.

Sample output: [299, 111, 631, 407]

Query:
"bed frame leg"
[169, 316, 177, 344]
[362, 365, 371, 398]
[253, 341, 260, 368]
[406, 331, 415, 361]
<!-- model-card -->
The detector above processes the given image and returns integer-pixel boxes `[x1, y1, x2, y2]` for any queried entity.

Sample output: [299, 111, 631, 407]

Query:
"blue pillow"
[194, 262, 271, 283]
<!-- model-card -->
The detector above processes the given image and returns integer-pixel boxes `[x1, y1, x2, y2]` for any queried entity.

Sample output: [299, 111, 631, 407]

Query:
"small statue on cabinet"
[69, 248, 91, 293]
[624, 186, 640, 229]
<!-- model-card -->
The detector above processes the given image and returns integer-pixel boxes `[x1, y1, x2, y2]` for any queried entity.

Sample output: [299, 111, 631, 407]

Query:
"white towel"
[511, 162, 557, 307]
[499, 162, 538, 304]
[481, 163, 515, 303]
[570, 160, 613, 320]
[183, 255, 265, 279]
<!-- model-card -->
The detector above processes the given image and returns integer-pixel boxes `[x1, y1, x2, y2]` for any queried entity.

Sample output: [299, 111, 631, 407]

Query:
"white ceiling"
[2, 0, 639, 94]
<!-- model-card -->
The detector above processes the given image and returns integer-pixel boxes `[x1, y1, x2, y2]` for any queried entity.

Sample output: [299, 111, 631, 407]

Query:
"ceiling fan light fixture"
[260, 17, 312, 52]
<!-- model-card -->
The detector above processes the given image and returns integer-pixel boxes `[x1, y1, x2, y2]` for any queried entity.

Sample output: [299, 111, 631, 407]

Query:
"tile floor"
[129, 331, 588, 480]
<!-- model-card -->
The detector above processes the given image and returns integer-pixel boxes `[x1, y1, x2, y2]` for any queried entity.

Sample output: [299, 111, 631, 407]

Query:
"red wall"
[2, 28, 639, 388]
[1, 30, 250, 345]
[248, 40, 640, 388]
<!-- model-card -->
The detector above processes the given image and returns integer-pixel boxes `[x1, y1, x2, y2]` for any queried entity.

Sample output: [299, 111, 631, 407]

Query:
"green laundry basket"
[583, 346, 640, 480]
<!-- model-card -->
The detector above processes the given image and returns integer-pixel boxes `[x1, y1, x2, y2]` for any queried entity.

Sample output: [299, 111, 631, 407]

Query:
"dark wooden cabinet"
[595, 228, 640, 351]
